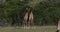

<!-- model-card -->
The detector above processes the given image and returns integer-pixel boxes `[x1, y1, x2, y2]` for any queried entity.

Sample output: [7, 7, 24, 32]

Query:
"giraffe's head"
[26, 6, 33, 13]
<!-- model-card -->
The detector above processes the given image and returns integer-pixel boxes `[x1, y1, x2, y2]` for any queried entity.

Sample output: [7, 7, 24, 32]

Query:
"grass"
[0, 26, 57, 32]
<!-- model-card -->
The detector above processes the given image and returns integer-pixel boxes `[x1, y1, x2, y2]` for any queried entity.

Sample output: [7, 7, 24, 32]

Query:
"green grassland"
[0, 26, 57, 32]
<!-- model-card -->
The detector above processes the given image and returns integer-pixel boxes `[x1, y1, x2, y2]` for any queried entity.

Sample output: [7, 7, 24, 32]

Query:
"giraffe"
[56, 19, 60, 32]
[28, 7, 34, 26]
[23, 9, 28, 26]
[23, 7, 34, 27]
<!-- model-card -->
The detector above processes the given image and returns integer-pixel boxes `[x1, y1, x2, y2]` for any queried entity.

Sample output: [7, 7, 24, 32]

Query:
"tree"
[33, 1, 60, 26]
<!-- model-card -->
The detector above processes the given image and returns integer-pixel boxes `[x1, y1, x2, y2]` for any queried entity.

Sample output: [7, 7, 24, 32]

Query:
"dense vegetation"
[0, 0, 60, 26]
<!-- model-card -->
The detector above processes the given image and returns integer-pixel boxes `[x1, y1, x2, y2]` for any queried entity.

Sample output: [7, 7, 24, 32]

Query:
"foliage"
[33, 1, 60, 26]
[0, 0, 60, 26]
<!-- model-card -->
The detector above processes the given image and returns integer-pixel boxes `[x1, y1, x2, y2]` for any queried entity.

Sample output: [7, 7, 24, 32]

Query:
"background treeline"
[0, 0, 60, 26]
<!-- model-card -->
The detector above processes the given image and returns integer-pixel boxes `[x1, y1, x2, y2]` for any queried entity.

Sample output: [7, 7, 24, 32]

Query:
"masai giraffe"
[23, 7, 34, 27]
[23, 9, 28, 26]
[56, 19, 60, 32]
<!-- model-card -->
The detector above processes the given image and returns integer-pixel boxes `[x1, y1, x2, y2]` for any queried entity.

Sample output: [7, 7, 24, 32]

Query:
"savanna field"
[0, 0, 60, 32]
[0, 26, 57, 32]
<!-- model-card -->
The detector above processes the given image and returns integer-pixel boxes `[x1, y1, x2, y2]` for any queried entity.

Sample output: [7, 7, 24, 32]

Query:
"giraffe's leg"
[29, 21, 31, 26]
[56, 29, 59, 32]
[23, 21, 25, 26]
[30, 20, 34, 26]
[23, 19, 27, 26]
[27, 21, 30, 26]
[26, 21, 28, 26]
